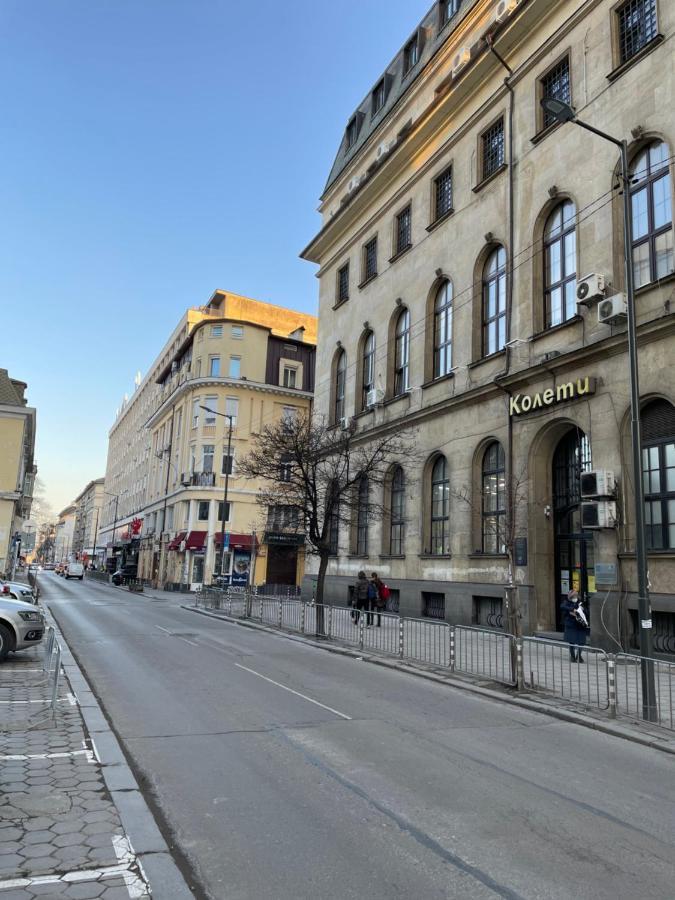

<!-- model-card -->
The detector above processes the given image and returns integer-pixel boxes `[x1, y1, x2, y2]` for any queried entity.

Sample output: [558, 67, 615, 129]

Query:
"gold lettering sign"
[509, 377, 596, 417]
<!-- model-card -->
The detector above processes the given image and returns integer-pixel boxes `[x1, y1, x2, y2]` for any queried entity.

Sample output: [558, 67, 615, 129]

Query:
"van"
[65, 562, 85, 580]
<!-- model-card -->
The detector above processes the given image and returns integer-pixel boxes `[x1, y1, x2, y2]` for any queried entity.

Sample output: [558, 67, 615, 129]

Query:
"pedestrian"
[366, 577, 378, 626]
[352, 571, 370, 625]
[370, 572, 387, 627]
[560, 589, 588, 662]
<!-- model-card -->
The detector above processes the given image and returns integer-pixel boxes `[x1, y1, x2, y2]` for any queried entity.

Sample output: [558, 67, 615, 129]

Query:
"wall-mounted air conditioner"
[576, 273, 605, 307]
[347, 175, 363, 193]
[598, 293, 627, 325]
[452, 47, 471, 75]
[580, 470, 616, 499]
[581, 500, 617, 529]
[495, 0, 520, 22]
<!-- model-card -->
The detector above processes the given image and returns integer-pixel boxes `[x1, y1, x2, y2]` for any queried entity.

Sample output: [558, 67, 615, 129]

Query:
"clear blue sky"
[0, 0, 428, 516]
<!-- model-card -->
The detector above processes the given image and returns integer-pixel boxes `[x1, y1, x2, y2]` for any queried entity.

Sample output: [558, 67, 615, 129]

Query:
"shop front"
[213, 533, 257, 586]
[262, 531, 305, 586]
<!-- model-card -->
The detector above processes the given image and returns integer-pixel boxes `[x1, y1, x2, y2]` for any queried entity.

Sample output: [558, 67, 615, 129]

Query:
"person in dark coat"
[561, 589, 588, 662]
[370, 573, 386, 627]
[352, 571, 370, 625]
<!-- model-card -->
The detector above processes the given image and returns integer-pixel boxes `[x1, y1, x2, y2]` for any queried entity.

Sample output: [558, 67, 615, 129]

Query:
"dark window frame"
[544, 200, 578, 329]
[361, 331, 376, 410]
[346, 116, 358, 149]
[642, 401, 675, 551]
[372, 78, 386, 116]
[356, 476, 369, 556]
[334, 350, 347, 424]
[337, 262, 350, 304]
[394, 308, 410, 396]
[481, 442, 506, 554]
[362, 236, 378, 283]
[480, 117, 505, 182]
[433, 165, 453, 221]
[197, 500, 210, 522]
[433, 280, 453, 379]
[616, 0, 658, 64]
[439, 0, 461, 28]
[390, 466, 405, 555]
[430, 455, 450, 556]
[540, 55, 571, 130]
[394, 204, 412, 255]
[629, 141, 673, 288]
[403, 35, 419, 75]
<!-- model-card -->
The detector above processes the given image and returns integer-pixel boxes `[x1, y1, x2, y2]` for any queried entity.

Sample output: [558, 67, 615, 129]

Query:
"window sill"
[426, 208, 454, 233]
[468, 349, 506, 370]
[358, 274, 378, 290]
[473, 163, 507, 194]
[347, 554, 370, 560]
[530, 315, 582, 342]
[618, 551, 675, 560]
[332, 298, 349, 311]
[635, 271, 675, 296]
[468, 552, 509, 560]
[388, 244, 412, 265]
[379, 555, 406, 560]
[607, 35, 664, 83]
[421, 372, 455, 389]
[419, 553, 452, 560]
[383, 391, 410, 407]
[530, 120, 561, 147]
[353, 407, 375, 420]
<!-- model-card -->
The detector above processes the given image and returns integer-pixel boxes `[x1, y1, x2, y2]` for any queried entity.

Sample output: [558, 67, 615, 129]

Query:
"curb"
[47, 609, 197, 899]
[184, 604, 675, 758]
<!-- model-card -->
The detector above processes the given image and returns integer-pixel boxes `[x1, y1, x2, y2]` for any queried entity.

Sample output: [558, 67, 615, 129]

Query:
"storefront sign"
[231, 549, 251, 586]
[509, 377, 596, 417]
[263, 532, 306, 546]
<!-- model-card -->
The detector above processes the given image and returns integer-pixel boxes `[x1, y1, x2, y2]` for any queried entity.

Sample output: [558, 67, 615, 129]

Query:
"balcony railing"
[182, 472, 216, 487]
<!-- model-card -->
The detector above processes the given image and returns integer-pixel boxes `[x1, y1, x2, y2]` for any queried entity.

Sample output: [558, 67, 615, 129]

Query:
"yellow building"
[0, 370, 36, 576]
[101, 291, 316, 589]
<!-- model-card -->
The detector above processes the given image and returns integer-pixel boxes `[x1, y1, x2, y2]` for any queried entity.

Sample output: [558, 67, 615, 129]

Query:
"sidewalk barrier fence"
[191, 590, 675, 732]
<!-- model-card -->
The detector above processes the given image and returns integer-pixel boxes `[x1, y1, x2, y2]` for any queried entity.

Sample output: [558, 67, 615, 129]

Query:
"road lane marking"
[234, 662, 352, 720]
[178, 637, 199, 647]
[154, 625, 171, 634]
[154, 624, 199, 646]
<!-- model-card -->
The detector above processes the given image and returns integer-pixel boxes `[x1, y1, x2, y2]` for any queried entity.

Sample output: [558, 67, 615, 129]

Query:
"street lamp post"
[541, 98, 657, 721]
[200, 406, 234, 580]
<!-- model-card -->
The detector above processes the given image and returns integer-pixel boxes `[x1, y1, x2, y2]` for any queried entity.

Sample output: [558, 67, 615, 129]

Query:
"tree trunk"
[315, 552, 329, 637]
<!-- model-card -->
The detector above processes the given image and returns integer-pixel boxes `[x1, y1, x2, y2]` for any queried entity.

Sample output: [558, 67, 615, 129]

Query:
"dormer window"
[372, 79, 386, 116]
[403, 35, 419, 75]
[440, 0, 461, 28]
[346, 116, 358, 149]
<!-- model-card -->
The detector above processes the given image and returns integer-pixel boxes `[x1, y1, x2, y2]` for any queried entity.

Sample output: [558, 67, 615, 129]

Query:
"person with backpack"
[370, 572, 390, 627]
[352, 571, 370, 625]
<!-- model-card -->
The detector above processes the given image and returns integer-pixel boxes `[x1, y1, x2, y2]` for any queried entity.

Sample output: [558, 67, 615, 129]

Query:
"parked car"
[1, 582, 37, 604]
[111, 565, 137, 586]
[44, 563, 56, 571]
[0, 594, 45, 661]
[65, 562, 85, 580]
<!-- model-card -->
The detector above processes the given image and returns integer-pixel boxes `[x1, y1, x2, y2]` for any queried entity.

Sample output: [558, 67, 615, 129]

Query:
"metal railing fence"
[192, 590, 675, 731]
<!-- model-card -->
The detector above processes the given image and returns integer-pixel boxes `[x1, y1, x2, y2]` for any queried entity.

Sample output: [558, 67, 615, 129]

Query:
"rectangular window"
[282, 366, 297, 389]
[422, 592, 445, 620]
[540, 57, 571, 130]
[372, 78, 386, 115]
[337, 262, 350, 303]
[222, 452, 234, 475]
[166, 505, 174, 531]
[231, 325, 244, 339]
[209, 356, 220, 376]
[363, 237, 378, 283]
[434, 165, 453, 221]
[395, 204, 412, 255]
[268, 505, 299, 530]
[481, 118, 505, 181]
[217, 501, 231, 522]
[229, 356, 241, 378]
[189, 445, 196, 473]
[192, 399, 200, 429]
[282, 406, 298, 430]
[210, 325, 223, 338]
[197, 500, 210, 521]
[193, 358, 202, 377]
[280, 454, 292, 482]
[403, 35, 419, 75]
[617, 0, 657, 64]
[440, 0, 460, 27]
[203, 397, 217, 425]
[225, 397, 239, 425]
[202, 445, 214, 473]
[346, 116, 358, 148]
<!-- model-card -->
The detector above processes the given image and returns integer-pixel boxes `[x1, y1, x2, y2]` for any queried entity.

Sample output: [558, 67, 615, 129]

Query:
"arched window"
[361, 331, 375, 409]
[482, 247, 507, 356]
[390, 466, 405, 555]
[544, 200, 577, 328]
[430, 455, 449, 555]
[630, 141, 673, 288]
[433, 281, 453, 378]
[356, 475, 369, 555]
[642, 399, 675, 550]
[334, 350, 346, 424]
[482, 442, 506, 553]
[394, 309, 410, 395]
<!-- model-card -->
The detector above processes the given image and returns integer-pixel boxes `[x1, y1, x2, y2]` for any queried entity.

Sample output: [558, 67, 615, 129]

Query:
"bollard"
[608, 657, 617, 718]
[359, 616, 365, 651]
[278, 600, 283, 629]
[327, 605, 333, 639]
[516, 638, 524, 690]
[259, 597, 264, 622]
[398, 617, 404, 659]
[300, 601, 306, 635]
[449, 625, 455, 672]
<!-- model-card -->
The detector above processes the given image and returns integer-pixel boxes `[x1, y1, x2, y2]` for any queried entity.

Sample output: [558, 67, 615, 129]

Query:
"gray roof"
[324, 0, 478, 194]
[0, 369, 24, 407]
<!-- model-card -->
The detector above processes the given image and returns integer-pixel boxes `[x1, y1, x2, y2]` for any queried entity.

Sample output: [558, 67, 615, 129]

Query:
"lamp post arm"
[573, 117, 624, 149]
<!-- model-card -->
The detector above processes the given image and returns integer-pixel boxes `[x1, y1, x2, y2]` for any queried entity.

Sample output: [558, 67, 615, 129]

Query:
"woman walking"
[560, 589, 588, 662]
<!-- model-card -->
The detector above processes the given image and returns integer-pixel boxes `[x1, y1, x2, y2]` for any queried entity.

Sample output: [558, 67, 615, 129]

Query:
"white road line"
[178, 636, 199, 647]
[234, 662, 352, 720]
[153, 624, 171, 634]
[0, 749, 94, 763]
[154, 624, 198, 647]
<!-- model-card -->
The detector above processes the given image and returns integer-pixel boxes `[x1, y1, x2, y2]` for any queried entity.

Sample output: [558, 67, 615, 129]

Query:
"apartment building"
[55, 504, 77, 561]
[72, 479, 105, 562]
[301, 0, 675, 649]
[100, 291, 316, 589]
[0, 369, 36, 575]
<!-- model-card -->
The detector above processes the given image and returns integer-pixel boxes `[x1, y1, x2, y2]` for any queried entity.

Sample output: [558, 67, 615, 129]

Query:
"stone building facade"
[301, 0, 675, 650]
[55, 504, 77, 562]
[72, 479, 105, 562]
[0, 370, 36, 576]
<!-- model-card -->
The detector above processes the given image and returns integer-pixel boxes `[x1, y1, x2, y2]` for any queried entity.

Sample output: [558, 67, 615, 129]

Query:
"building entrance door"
[266, 545, 298, 585]
[552, 428, 594, 631]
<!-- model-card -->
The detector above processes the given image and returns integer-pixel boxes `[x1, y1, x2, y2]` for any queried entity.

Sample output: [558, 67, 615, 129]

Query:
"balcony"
[181, 472, 216, 487]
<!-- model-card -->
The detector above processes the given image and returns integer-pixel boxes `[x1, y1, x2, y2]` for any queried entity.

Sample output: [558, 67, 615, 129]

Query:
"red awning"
[214, 532, 256, 549]
[168, 531, 187, 551]
[184, 530, 207, 551]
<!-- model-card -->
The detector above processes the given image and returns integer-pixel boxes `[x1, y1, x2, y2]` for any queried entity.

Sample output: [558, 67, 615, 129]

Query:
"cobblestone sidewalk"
[1, 644, 151, 898]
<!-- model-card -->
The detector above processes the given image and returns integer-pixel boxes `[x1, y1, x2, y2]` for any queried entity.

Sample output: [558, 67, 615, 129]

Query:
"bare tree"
[30, 476, 54, 525]
[238, 413, 414, 630]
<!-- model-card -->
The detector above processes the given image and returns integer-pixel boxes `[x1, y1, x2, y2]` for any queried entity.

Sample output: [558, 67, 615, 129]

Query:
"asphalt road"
[43, 574, 675, 900]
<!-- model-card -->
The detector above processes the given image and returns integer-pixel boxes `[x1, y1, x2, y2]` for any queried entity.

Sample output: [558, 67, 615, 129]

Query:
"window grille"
[395, 205, 412, 254]
[337, 263, 350, 303]
[363, 237, 378, 281]
[434, 166, 453, 220]
[481, 119, 505, 181]
[618, 0, 657, 64]
[541, 57, 571, 129]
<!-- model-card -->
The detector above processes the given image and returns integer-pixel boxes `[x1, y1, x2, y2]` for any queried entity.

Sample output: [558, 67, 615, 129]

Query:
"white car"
[65, 562, 85, 580]
[0, 595, 44, 661]
[1, 582, 37, 604]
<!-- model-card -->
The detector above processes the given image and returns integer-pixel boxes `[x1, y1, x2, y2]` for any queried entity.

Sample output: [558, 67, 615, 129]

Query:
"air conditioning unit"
[340, 417, 349, 431]
[576, 274, 605, 306]
[347, 175, 363, 193]
[376, 139, 394, 160]
[452, 47, 471, 74]
[495, 0, 520, 21]
[366, 389, 378, 407]
[598, 293, 627, 325]
[581, 500, 617, 530]
[180, 473, 191, 486]
[580, 470, 616, 499]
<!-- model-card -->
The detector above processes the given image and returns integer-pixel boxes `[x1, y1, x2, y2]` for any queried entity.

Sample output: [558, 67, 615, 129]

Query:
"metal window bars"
[618, 0, 657, 64]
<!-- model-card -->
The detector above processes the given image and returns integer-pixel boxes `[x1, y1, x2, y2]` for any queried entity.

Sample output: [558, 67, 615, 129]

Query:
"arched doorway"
[552, 428, 593, 630]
